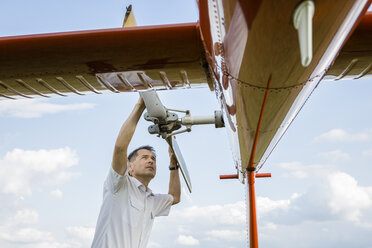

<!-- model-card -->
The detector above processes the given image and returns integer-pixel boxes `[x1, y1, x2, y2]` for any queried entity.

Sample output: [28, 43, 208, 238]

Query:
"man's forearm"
[112, 98, 145, 175]
[115, 102, 145, 147]
[168, 161, 181, 205]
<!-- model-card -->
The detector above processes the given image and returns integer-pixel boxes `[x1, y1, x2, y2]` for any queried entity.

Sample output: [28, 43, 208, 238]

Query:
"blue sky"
[1, 1, 372, 248]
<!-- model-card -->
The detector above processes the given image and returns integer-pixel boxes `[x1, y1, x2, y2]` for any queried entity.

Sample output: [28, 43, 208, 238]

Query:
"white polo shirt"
[91, 167, 174, 248]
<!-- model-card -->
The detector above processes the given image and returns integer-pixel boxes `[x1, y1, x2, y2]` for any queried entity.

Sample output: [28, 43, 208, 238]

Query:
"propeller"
[139, 89, 225, 193]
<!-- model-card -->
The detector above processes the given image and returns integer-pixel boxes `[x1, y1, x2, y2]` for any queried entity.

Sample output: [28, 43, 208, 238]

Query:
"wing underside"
[199, 0, 372, 177]
[0, 23, 211, 100]
[325, 12, 372, 80]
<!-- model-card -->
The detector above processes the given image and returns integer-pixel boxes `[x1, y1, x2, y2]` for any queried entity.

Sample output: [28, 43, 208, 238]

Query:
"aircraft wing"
[0, 23, 211, 99]
[325, 12, 372, 80]
[198, 0, 372, 181]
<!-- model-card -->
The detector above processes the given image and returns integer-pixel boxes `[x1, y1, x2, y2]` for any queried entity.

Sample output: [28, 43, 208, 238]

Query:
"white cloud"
[0, 99, 94, 118]
[206, 230, 245, 242]
[65, 226, 95, 245]
[257, 196, 291, 217]
[0, 147, 79, 196]
[279, 162, 331, 179]
[0, 222, 92, 248]
[0, 148, 81, 248]
[271, 163, 372, 226]
[315, 128, 369, 142]
[51, 189, 63, 198]
[176, 235, 199, 246]
[317, 150, 350, 161]
[22, 242, 73, 248]
[169, 195, 295, 229]
[0, 148, 91, 248]
[12, 209, 39, 225]
[280, 162, 309, 178]
[0, 227, 53, 243]
[327, 172, 372, 221]
[170, 201, 245, 226]
[147, 241, 161, 247]
[0, 225, 75, 248]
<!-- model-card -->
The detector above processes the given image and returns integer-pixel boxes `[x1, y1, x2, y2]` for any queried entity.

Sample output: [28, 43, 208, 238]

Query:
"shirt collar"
[131, 176, 154, 196]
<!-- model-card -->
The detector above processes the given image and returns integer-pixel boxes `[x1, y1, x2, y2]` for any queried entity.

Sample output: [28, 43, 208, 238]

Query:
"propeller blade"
[167, 135, 192, 193]
[139, 90, 167, 119]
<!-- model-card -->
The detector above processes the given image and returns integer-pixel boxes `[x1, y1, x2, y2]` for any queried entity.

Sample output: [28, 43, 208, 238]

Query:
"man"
[91, 97, 181, 248]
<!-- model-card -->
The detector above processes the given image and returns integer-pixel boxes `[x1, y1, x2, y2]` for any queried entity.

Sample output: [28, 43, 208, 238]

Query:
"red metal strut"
[247, 169, 258, 248]
[219, 173, 271, 179]
[246, 75, 272, 248]
[219, 76, 272, 248]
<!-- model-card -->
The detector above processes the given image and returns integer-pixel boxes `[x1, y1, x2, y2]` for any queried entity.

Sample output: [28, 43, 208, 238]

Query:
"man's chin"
[143, 171, 155, 178]
[148, 173, 156, 178]
[145, 168, 155, 175]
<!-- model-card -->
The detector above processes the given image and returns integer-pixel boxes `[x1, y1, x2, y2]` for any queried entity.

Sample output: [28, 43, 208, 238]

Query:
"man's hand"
[137, 96, 145, 108]
[168, 146, 177, 167]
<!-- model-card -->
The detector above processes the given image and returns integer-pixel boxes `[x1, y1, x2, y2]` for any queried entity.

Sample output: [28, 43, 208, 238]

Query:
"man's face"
[130, 149, 157, 180]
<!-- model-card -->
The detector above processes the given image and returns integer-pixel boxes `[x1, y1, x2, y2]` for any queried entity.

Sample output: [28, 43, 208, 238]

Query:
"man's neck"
[133, 175, 151, 188]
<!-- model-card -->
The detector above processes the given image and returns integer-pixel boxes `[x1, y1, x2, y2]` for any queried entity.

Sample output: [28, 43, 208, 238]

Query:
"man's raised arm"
[112, 97, 145, 175]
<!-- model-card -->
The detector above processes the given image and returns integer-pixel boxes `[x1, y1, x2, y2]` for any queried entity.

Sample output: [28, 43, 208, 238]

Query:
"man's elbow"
[172, 195, 181, 205]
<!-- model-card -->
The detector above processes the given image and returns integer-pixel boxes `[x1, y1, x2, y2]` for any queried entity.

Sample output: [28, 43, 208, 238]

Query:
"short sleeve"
[105, 166, 128, 194]
[152, 194, 174, 217]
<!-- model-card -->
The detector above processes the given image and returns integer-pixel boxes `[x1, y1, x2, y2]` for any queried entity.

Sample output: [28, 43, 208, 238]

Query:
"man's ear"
[128, 161, 134, 176]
